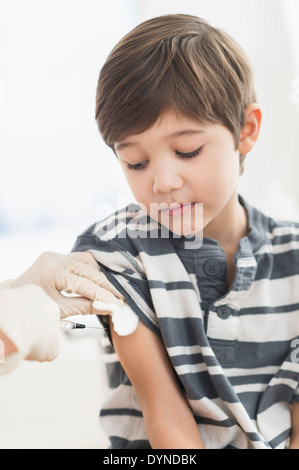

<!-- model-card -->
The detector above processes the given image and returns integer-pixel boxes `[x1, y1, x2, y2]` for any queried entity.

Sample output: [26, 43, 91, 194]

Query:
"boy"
[73, 14, 299, 449]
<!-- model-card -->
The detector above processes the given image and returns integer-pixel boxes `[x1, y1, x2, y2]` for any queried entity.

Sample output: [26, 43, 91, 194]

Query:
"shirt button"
[216, 305, 232, 320]
[204, 259, 221, 277]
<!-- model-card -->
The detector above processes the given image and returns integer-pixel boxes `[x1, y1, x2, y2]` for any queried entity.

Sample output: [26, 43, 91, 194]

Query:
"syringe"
[60, 320, 86, 330]
[60, 320, 104, 330]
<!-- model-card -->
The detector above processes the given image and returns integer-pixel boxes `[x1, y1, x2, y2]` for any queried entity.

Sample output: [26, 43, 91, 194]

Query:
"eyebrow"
[115, 129, 205, 151]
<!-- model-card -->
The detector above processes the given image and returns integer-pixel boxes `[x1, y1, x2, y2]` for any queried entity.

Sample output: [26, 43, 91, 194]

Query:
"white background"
[0, 0, 298, 449]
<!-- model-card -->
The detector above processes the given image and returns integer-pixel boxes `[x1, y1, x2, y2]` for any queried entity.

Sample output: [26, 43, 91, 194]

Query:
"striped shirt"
[72, 195, 299, 449]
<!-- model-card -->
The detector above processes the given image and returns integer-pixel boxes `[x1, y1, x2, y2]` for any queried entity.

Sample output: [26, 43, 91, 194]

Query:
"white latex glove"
[0, 285, 60, 373]
[9, 251, 125, 319]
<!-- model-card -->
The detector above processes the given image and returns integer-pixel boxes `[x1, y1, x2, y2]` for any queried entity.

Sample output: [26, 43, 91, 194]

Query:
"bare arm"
[289, 402, 299, 449]
[109, 317, 205, 449]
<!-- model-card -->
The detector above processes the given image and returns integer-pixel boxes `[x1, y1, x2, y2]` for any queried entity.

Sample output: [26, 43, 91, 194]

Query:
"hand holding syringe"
[0, 251, 121, 373]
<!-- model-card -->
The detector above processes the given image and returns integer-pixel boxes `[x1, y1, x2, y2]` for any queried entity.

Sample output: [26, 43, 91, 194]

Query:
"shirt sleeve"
[72, 233, 160, 341]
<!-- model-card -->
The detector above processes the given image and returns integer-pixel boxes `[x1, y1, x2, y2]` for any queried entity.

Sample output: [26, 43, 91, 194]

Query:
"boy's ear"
[238, 104, 262, 154]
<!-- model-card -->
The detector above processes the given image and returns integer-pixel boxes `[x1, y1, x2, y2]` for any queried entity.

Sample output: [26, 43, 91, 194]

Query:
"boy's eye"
[176, 146, 204, 159]
[126, 146, 204, 171]
[127, 160, 148, 171]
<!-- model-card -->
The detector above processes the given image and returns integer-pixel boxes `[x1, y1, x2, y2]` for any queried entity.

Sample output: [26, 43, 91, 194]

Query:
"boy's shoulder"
[73, 203, 174, 257]
[74, 202, 143, 246]
[245, 197, 299, 252]
[266, 214, 299, 248]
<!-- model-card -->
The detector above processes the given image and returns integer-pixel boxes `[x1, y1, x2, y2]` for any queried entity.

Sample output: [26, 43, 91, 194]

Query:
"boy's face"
[115, 111, 241, 238]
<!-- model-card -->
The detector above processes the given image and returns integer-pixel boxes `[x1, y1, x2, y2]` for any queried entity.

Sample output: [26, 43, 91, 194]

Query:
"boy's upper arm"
[291, 402, 299, 432]
[108, 314, 205, 449]
[108, 316, 187, 419]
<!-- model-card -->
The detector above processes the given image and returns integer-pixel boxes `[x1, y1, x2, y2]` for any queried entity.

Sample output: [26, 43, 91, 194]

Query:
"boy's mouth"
[160, 202, 195, 217]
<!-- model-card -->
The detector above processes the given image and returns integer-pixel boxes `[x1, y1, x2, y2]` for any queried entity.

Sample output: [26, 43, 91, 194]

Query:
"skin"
[117, 112, 244, 245]
[116, 105, 261, 286]
[108, 104, 299, 449]
[289, 403, 299, 449]
[109, 316, 206, 449]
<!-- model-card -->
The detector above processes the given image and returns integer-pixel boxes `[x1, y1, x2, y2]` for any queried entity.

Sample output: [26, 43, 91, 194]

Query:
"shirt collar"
[171, 195, 268, 257]
[238, 195, 268, 256]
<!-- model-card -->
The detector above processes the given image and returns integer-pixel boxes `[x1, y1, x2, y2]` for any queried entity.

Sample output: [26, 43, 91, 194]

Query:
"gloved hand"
[9, 251, 125, 318]
[0, 284, 60, 370]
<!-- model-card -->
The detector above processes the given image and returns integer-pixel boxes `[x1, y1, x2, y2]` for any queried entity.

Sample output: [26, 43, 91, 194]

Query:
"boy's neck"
[203, 192, 248, 253]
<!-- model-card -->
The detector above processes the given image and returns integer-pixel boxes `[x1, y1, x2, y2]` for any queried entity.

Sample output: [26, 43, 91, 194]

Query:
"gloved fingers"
[49, 267, 95, 299]
[90, 271, 125, 300]
[58, 294, 110, 318]
[63, 251, 100, 270]
[67, 260, 125, 300]
[60, 271, 124, 307]
[61, 251, 125, 301]
[58, 295, 91, 318]
[27, 337, 60, 362]
[0, 285, 61, 364]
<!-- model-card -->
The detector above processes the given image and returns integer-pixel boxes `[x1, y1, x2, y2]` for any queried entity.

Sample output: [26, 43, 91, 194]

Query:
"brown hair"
[95, 14, 257, 174]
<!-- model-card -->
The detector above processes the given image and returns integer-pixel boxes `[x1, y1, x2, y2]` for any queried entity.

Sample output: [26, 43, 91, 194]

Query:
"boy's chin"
[158, 205, 204, 239]
[159, 216, 203, 239]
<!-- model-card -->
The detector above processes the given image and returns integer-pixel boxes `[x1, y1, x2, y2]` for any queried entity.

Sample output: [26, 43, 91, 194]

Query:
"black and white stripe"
[72, 196, 299, 449]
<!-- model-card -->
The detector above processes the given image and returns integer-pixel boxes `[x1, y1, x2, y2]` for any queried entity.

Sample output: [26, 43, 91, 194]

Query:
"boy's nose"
[152, 168, 183, 194]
